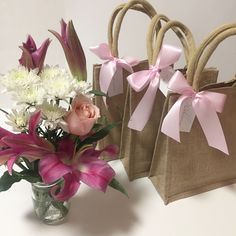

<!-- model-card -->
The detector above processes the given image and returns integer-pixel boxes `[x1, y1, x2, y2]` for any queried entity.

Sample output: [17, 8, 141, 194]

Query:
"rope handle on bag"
[192, 25, 236, 90]
[111, 0, 158, 57]
[187, 23, 236, 89]
[152, 20, 196, 74]
[108, 3, 155, 50]
[146, 14, 170, 63]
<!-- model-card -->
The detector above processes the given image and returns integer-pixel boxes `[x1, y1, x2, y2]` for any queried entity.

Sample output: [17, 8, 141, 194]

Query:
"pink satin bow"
[161, 71, 229, 154]
[90, 43, 139, 102]
[127, 44, 182, 131]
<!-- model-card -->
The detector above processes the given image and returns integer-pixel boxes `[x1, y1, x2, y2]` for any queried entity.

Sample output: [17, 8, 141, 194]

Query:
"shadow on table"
[66, 179, 143, 236]
[24, 176, 145, 236]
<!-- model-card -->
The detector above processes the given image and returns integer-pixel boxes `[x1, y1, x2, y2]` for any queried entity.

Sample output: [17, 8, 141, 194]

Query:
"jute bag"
[149, 23, 236, 204]
[92, 0, 157, 151]
[120, 18, 201, 180]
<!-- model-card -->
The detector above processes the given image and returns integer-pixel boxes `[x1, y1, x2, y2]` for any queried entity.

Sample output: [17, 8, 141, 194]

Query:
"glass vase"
[31, 180, 70, 225]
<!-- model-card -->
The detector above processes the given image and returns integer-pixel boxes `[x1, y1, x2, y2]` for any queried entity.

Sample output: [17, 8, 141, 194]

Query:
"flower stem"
[0, 108, 9, 115]
[57, 128, 63, 138]
[38, 126, 46, 136]
[16, 162, 28, 171]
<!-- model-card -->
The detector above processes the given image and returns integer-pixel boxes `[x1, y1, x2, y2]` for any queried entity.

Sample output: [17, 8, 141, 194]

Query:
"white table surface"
[1, 159, 236, 236]
[0, 116, 236, 236]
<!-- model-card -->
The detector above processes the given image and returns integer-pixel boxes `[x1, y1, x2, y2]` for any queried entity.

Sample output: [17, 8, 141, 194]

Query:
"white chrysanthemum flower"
[5, 109, 30, 132]
[1, 66, 40, 91]
[75, 81, 93, 98]
[38, 100, 67, 130]
[15, 84, 46, 105]
[41, 66, 78, 99]
[76, 81, 92, 94]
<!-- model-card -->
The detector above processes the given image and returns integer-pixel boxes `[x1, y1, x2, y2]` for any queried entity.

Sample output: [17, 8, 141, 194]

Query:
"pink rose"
[64, 95, 100, 136]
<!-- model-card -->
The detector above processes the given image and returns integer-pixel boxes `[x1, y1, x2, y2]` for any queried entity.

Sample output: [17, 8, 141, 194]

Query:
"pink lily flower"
[49, 19, 87, 81]
[39, 136, 118, 201]
[0, 111, 54, 174]
[19, 35, 51, 73]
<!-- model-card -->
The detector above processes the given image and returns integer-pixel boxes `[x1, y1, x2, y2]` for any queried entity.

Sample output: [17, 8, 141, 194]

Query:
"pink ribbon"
[90, 43, 139, 103]
[161, 71, 229, 154]
[127, 44, 182, 131]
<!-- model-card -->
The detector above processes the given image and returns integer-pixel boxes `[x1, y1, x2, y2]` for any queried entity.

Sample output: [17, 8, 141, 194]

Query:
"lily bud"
[49, 19, 87, 81]
[19, 35, 50, 73]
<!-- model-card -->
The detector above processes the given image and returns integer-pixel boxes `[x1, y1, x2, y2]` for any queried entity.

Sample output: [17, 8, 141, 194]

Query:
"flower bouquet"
[0, 20, 127, 224]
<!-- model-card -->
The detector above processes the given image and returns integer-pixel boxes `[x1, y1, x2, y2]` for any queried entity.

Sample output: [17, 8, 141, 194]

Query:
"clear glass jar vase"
[31, 180, 70, 225]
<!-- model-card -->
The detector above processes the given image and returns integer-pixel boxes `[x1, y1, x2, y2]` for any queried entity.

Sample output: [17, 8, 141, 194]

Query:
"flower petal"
[67, 20, 87, 81]
[32, 38, 51, 72]
[79, 157, 115, 192]
[33, 134, 55, 152]
[57, 136, 75, 159]
[0, 127, 13, 139]
[24, 35, 37, 53]
[39, 154, 72, 184]
[60, 19, 67, 42]
[101, 144, 119, 159]
[0, 149, 17, 165]
[28, 111, 41, 135]
[19, 35, 36, 68]
[2, 133, 53, 153]
[72, 94, 92, 106]
[21, 150, 49, 161]
[7, 156, 17, 175]
[51, 172, 80, 201]
[79, 145, 119, 160]
[66, 112, 95, 136]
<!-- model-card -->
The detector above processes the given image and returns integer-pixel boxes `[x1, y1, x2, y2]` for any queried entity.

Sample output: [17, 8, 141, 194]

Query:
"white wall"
[0, 1, 236, 236]
[1, 0, 235, 86]
[65, 0, 236, 83]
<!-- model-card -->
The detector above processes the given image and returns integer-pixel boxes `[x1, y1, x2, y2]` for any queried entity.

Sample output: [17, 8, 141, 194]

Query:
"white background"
[0, 1, 236, 236]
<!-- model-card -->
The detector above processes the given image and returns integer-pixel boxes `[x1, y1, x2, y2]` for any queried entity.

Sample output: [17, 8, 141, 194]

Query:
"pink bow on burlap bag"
[127, 44, 182, 131]
[90, 43, 139, 103]
[161, 71, 228, 154]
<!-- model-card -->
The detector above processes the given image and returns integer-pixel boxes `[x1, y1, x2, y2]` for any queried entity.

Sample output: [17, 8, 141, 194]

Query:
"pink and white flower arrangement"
[0, 19, 126, 202]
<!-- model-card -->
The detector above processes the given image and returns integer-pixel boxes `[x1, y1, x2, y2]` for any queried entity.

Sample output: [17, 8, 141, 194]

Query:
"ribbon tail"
[107, 67, 123, 97]
[127, 70, 152, 92]
[99, 61, 116, 104]
[161, 95, 188, 142]
[128, 78, 159, 131]
[199, 91, 227, 113]
[193, 99, 229, 155]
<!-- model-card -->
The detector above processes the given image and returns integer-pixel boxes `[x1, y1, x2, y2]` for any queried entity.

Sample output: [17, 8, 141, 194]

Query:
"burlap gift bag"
[120, 18, 204, 180]
[91, 0, 158, 151]
[149, 23, 236, 204]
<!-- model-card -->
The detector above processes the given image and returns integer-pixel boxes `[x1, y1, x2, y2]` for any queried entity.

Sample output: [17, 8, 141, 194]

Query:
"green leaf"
[89, 90, 108, 97]
[0, 169, 41, 192]
[0, 171, 21, 192]
[97, 116, 109, 126]
[92, 123, 104, 132]
[77, 123, 119, 150]
[109, 178, 129, 198]
[14, 170, 40, 183]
